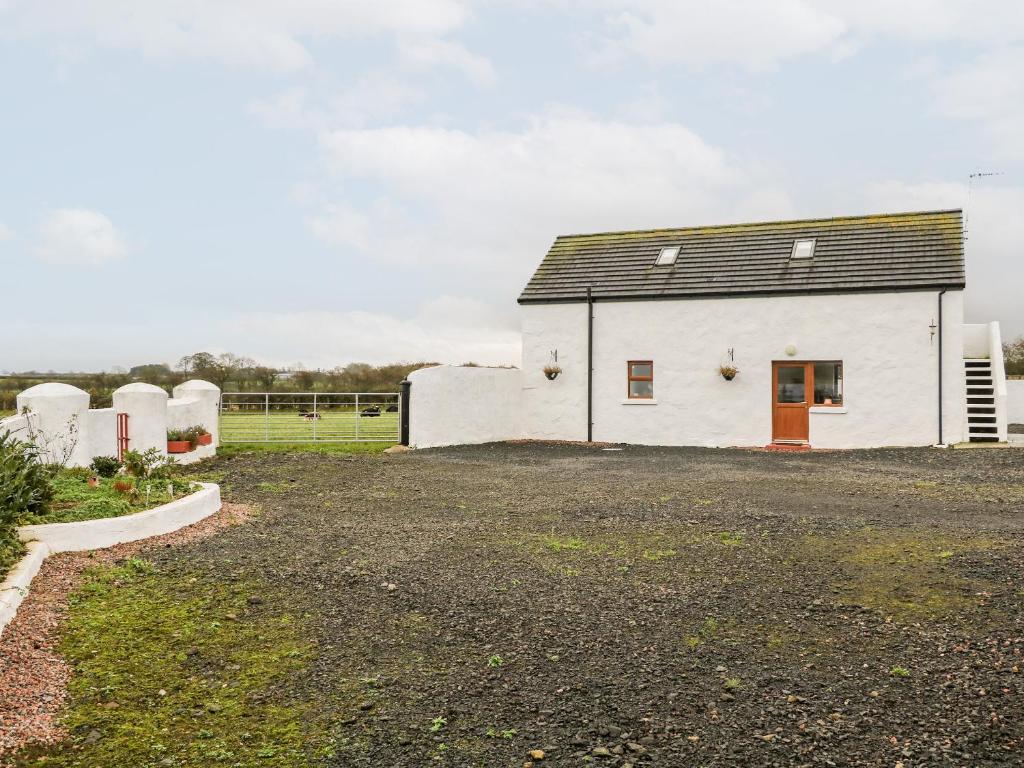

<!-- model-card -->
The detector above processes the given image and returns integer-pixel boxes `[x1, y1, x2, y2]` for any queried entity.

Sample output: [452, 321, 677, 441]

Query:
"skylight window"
[791, 239, 816, 259]
[656, 246, 680, 266]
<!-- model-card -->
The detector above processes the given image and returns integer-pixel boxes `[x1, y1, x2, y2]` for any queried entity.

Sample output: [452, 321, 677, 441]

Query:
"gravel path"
[0, 503, 252, 758]
[7, 444, 1024, 766]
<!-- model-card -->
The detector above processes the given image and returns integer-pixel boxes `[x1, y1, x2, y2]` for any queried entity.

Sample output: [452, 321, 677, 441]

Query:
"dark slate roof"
[518, 209, 965, 303]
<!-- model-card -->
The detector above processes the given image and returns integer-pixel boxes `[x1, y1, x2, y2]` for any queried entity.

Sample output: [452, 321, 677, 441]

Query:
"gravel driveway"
[19, 443, 1024, 766]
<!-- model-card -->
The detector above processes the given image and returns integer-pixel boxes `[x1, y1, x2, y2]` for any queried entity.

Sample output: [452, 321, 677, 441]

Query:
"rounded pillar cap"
[175, 379, 219, 391]
[113, 382, 168, 397]
[18, 382, 90, 399]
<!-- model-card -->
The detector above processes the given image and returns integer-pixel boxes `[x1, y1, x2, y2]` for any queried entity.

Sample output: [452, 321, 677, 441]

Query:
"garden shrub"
[123, 448, 174, 480]
[0, 430, 54, 574]
[90, 455, 122, 478]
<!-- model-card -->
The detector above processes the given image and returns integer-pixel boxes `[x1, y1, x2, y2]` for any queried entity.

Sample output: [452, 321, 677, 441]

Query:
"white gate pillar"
[112, 383, 169, 456]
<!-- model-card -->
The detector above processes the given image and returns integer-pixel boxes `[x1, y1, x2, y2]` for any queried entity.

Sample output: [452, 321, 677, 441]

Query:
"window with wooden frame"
[627, 361, 654, 399]
[812, 361, 843, 405]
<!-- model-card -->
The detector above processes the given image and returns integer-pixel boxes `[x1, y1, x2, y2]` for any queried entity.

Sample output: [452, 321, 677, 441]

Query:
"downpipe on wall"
[587, 286, 594, 442]
[937, 288, 947, 446]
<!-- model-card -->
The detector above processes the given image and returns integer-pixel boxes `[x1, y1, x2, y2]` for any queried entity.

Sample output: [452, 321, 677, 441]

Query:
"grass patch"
[685, 617, 720, 650]
[217, 442, 392, 457]
[541, 535, 586, 552]
[15, 559, 330, 767]
[20, 470, 197, 525]
[802, 528, 1003, 622]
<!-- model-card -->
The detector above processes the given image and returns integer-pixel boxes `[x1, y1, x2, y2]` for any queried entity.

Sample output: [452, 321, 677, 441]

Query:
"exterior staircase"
[965, 359, 999, 442]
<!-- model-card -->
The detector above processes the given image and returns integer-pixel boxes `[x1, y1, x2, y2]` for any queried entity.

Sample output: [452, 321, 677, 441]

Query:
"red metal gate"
[116, 412, 129, 460]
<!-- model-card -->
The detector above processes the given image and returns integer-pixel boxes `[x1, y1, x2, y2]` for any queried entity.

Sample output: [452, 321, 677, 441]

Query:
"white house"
[411, 209, 1009, 449]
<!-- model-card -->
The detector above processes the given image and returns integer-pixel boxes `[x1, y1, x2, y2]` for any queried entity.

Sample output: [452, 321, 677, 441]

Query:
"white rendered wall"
[408, 365, 522, 449]
[0, 412, 36, 440]
[1007, 380, 1024, 424]
[112, 383, 168, 456]
[521, 290, 967, 449]
[15, 383, 93, 466]
[167, 397, 204, 432]
[172, 380, 221, 446]
[85, 408, 117, 459]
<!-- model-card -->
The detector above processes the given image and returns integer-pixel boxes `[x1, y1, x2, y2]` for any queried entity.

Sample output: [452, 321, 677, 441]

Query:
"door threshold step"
[765, 443, 812, 452]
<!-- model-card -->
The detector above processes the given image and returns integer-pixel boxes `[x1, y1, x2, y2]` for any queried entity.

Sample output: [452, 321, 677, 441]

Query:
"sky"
[1, 0, 1022, 373]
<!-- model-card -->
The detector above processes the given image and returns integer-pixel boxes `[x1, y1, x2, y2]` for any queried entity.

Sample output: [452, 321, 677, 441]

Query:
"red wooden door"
[772, 362, 811, 443]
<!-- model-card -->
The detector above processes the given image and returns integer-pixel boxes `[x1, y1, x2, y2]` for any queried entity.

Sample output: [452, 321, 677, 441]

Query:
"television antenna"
[965, 170, 1004, 241]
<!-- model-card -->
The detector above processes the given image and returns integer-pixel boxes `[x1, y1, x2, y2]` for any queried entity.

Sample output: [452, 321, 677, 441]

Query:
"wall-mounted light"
[785, 344, 797, 357]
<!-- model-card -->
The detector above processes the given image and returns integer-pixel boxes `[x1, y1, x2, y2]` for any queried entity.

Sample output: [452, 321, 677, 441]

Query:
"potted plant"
[543, 365, 562, 381]
[167, 428, 194, 454]
[188, 425, 213, 446]
[719, 364, 738, 381]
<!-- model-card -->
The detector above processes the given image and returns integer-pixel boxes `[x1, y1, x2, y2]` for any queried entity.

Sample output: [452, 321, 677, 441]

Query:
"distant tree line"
[0, 353, 439, 412]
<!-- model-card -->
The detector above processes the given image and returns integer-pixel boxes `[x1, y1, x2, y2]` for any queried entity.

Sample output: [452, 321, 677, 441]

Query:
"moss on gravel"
[14, 558, 333, 767]
[803, 528, 1005, 622]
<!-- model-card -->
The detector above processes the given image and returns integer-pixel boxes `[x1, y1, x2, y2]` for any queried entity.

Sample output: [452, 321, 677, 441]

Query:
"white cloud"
[585, 1, 1024, 70]
[248, 75, 425, 132]
[591, 0, 846, 70]
[399, 38, 496, 86]
[0, 221, 12, 241]
[226, 295, 521, 368]
[313, 111, 794, 278]
[930, 47, 1024, 161]
[34, 208, 129, 266]
[0, 0, 486, 78]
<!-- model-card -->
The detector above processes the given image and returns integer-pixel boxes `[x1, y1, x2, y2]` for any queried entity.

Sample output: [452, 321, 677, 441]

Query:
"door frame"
[771, 361, 814, 443]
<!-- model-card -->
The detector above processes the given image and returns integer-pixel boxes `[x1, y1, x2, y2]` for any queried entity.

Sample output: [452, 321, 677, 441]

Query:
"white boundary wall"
[1008, 380, 1024, 424]
[0, 379, 220, 466]
[408, 365, 522, 448]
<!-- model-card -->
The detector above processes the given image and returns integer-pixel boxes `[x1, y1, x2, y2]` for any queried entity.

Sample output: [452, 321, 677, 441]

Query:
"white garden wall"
[5, 380, 220, 466]
[408, 365, 522, 449]
[85, 408, 117, 459]
[521, 290, 968, 449]
[1008, 380, 1024, 424]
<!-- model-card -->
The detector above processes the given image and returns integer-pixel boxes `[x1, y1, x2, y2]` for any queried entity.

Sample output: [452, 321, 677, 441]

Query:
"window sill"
[810, 406, 847, 414]
[621, 399, 658, 405]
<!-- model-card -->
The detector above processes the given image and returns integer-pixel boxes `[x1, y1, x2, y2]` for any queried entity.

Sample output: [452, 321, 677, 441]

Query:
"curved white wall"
[112, 383, 168, 455]
[408, 366, 522, 449]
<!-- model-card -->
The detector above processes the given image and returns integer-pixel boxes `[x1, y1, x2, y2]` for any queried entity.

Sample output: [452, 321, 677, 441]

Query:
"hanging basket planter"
[543, 365, 562, 381]
[719, 364, 738, 381]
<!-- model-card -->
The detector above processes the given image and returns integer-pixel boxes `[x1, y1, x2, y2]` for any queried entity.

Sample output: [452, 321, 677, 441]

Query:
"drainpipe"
[587, 286, 594, 442]
[937, 289, 947, 445]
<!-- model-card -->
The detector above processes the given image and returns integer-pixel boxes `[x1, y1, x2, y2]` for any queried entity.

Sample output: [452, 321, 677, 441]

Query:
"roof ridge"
[553, 209, 963, 241]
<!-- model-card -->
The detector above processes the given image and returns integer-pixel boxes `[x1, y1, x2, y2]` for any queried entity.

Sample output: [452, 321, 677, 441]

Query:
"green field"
[219, 409, 399, 443]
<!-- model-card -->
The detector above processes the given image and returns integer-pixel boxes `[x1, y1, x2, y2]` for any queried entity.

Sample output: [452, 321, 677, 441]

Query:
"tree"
[129, 363, 172, 381]
[1004, 335, 1024, 376]
[252, 366, 278, 390]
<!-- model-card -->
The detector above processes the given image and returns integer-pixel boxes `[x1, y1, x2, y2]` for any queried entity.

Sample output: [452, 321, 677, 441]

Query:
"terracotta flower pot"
[167, 440, 193, 454]
[196, 432, 213, 446]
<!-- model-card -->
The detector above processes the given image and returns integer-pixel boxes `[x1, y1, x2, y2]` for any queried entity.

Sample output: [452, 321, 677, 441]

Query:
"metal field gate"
[219, 392, 401, 443]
